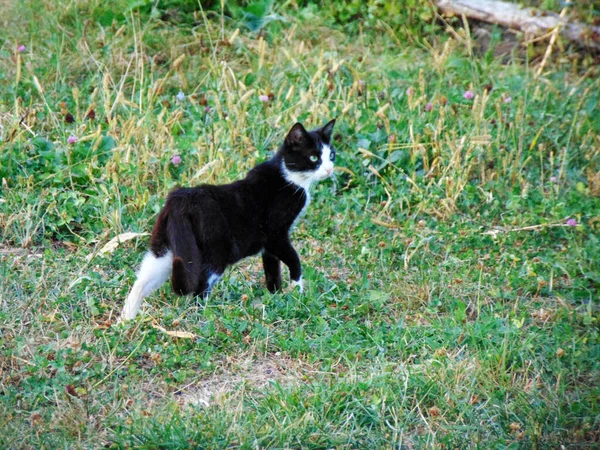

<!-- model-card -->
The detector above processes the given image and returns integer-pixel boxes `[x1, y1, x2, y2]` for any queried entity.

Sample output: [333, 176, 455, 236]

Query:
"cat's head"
[280, 119, 337, 187]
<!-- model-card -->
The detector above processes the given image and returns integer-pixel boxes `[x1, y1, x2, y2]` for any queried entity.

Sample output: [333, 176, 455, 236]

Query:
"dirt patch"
[178, 354, 310, 408]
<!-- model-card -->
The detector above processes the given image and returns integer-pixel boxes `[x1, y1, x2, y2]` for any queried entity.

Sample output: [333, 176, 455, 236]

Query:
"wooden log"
[437, 0, 600, 50]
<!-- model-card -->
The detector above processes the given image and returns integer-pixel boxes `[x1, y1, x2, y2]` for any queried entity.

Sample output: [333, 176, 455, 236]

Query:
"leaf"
[244, 73, 257, 86]
[98, 135, 117, 153]
[152, 322, 197, 339]
[123, 0, 153, 15]
[240, 0, 284, 32]
[245, 0, 271, 18]
[85, 232, 149, 261]
[31, 136, 55, 152]
[368, 290, 389, 310]
[454, 300, 467, 322]
[389, 150, 407, 164]
[368, 290, 389, 302]
[584, 272, 600, 284]
[370, 128, 387, 144]
[356, 138, 371, 150]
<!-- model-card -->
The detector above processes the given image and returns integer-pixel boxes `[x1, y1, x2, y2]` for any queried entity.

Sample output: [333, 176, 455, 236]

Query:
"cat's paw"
[292, 277, 304, 293]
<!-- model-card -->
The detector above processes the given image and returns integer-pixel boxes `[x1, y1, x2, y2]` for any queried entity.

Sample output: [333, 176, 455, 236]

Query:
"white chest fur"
[281, 161, 313, 192]
[281, 160, 312, 225]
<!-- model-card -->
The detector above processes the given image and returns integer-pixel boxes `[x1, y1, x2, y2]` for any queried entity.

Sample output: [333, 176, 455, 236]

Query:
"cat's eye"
[309, 155, 318, 162]
[330, 152, 335, 161]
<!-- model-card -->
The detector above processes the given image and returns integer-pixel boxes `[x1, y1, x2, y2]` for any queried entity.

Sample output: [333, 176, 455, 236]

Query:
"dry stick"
[371, 218, 401, 229]
[482, 223, 575, 237]
[12, 355, 35, 367]
[536, 6, 569, 77]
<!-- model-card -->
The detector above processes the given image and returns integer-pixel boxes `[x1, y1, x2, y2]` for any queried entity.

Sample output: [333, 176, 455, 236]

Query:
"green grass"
[1, 0, 599, 448]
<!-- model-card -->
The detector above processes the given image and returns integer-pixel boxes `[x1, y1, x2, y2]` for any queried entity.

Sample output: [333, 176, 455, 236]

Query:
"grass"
[1, 0, 599, 448]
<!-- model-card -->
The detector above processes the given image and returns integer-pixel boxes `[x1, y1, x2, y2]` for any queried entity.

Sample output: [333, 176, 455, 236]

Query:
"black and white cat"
[120, 119, 336, 320]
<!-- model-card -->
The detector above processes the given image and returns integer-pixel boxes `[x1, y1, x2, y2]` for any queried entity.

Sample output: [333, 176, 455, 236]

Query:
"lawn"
[1, 0, 599, 448]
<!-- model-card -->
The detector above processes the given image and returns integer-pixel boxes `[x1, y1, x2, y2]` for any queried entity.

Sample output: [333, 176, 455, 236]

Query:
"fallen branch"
[437, 0, 600, 50]
[482, 222, 576, 238]
[152, 321, 197, 339]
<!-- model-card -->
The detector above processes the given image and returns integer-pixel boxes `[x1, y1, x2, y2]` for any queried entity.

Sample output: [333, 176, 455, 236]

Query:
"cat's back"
[162, 157, 304, 223]
[163, 173, 265, 218]
[165, 184, 212, 206]
[160, 184, 230, 219]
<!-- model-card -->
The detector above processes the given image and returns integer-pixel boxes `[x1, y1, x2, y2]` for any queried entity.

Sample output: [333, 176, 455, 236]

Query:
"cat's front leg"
[291, 277, 304, 293]
[265, 237, 303, 292]
[262, 250, 282, 293]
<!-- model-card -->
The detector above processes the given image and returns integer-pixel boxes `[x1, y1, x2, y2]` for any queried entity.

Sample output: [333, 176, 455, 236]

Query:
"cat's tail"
[166, 214, 201, 296]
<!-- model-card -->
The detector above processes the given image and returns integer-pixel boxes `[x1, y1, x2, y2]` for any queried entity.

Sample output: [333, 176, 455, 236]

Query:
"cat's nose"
[326, 167, 333, 176]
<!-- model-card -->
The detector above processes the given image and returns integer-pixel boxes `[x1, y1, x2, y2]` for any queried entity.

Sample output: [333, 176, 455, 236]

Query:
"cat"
[120, 119, 337, 321]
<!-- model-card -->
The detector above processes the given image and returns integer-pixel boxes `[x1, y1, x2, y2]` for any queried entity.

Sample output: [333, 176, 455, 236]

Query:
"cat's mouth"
[314, 165, 334, 180]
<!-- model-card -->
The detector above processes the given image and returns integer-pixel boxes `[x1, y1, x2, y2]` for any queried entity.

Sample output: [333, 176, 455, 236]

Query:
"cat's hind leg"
[120, 250, 173, 321]
[262, 250, 282, 293]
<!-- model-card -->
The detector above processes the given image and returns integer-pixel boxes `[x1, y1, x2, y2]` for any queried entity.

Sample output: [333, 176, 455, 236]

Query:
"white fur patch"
[121, 250, 173, 321]
[281, 160, 313, 192]
[281, 160, 311, 227]
[281, 142, 334, 191]
[314, 144, 334, 180]
[207, 272, 221, 290]
[292, 276, 304, 293]
[281, 142, 334, 227]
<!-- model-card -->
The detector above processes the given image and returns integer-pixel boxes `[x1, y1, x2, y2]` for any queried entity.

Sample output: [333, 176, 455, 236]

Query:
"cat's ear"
[285, 122, 309, 148]
[318, 118, 336, 144]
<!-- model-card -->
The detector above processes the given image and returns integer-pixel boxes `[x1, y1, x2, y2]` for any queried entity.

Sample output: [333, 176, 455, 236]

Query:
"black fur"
[149, 119, 336, 296]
